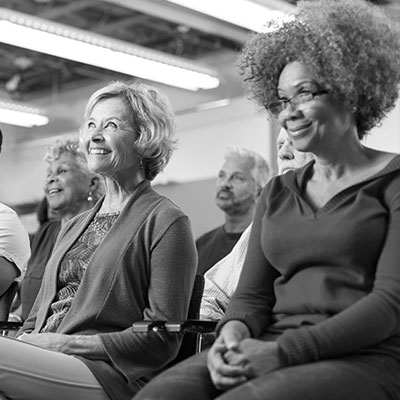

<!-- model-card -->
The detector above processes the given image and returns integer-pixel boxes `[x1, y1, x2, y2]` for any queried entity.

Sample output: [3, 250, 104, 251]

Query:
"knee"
[134, 352, 214, 400]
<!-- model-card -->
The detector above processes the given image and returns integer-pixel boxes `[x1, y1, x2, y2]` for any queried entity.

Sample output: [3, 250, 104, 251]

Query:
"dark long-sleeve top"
[196, 226, 243, 275]
[220, 155, 400, 366]
[19, 181, 197, 400]
[20, 219, 61, 320]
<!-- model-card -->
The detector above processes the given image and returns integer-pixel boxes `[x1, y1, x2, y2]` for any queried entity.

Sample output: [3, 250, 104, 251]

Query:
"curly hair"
[82, 81, 177, 181]
[238, 0, 400, 138]
[44, 137, 104, 202]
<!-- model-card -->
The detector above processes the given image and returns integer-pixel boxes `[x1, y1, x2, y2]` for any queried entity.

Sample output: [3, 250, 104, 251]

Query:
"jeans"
[134, 349, 400, 400]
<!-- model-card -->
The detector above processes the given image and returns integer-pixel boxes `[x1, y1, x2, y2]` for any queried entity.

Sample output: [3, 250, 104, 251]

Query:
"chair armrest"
[132, 320, 217, 334]
[164, 319, 217, 333]
[132, 320, 166, 332]
[0, 321, 23, 330]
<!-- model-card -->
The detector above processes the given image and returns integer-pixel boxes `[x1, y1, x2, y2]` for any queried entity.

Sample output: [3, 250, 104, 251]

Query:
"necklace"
[97, 211, 121, 217]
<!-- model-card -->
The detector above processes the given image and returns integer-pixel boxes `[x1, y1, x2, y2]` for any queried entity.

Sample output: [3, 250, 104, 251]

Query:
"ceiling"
[0, 0, 247, 100]
[0, 0, 398, 110]
[1, 0, 400, 215]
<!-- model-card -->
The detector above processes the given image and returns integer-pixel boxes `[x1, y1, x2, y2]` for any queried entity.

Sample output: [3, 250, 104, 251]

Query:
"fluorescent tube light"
[176, 98, 231, 115]
[0, 9, 220, 91]
[0, 101, 49, 127]
[164, 0, 294, 32]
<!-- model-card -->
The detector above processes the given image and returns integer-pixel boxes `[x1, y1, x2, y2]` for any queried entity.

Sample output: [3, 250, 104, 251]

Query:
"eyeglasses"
[265, 89, 328, 116]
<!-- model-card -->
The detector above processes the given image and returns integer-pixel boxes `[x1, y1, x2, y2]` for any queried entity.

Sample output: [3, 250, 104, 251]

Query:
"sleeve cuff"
[277, 327, 319, 365]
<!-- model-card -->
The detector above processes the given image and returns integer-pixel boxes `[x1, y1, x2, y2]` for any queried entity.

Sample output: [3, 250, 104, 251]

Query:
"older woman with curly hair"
[0, 81, 197, 400]
[134, 1, 400, 400]
[19, 137, 104, 320]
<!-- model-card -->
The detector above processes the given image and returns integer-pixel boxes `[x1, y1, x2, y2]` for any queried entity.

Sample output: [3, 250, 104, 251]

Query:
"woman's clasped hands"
[207, 320, 285, 391]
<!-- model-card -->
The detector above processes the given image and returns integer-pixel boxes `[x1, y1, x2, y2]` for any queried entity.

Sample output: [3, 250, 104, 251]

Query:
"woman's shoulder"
[135, 181, 184, 215]
[149, 192, 189, 222]
[31, 219, 61, 244]
[135, 190, 193, 243]
[364, 147, 398, 166]
[366, 150, 400, 178]
[358, 150, 400, 205]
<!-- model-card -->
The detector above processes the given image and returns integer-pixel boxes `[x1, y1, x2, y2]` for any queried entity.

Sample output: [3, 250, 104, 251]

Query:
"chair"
[0, 281, 24, 334]
[132, 275, 217, 363]
[0, 281, 19, 321]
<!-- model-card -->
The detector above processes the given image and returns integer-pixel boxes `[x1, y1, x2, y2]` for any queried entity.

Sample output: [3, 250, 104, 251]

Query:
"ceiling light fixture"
[0, 101, 49, 127]
[0, 8, 220, 91]
[176, 98, 231, 115]
[164, 0, 295, 32]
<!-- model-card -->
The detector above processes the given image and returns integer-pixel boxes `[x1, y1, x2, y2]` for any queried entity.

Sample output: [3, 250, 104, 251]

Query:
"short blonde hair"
[82, 81, 177, 181]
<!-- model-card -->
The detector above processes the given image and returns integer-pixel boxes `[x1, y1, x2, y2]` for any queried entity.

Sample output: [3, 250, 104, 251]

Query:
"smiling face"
[80, 97, 140, 181]
[44, 152, 91, 217]
[215, 155, 258, 216]
[276, 128, 314, 174]
[277, 61, 353, 155]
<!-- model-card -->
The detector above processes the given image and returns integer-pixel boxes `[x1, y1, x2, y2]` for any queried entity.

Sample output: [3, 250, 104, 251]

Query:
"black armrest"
[132, 319, 217, 334]
[164, 320, 217, 333]
[0, 321, 23, 330]
[132, 320, 166, 332]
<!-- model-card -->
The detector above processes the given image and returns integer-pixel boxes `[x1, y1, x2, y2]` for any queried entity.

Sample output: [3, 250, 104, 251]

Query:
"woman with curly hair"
[134, 1, 400, 399]
[0, 81, 197, 400]
[19, 137, 104, 321]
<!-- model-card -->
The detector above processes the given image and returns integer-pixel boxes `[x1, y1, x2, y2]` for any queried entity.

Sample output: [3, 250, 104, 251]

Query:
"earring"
[139, 158, 144, 170]
[87, 191, 93, 202]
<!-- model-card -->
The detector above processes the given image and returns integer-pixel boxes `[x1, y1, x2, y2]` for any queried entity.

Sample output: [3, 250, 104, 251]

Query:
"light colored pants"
[0, 336, 109, 400]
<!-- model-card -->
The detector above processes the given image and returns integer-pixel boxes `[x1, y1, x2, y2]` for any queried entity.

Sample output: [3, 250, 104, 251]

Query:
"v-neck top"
[221, 154, 400, 366]
[287, 155, 400, 216]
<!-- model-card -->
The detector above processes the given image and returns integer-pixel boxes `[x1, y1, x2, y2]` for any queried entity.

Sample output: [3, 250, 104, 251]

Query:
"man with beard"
[196, 147, 270, 275]
[200, 129, 314, 321]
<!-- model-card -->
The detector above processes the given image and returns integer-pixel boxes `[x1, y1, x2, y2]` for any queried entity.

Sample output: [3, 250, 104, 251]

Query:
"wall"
[155, 96, 276, 238]
[155, 178, 219, 239]
[0, 94, 399, 236]
[156, 97, 400, 237]
[363, 99, 400, 152]
[0, 95, 275, 235]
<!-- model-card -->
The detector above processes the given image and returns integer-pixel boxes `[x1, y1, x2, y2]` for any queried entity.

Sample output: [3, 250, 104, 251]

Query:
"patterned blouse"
[41, 212, 120, 333]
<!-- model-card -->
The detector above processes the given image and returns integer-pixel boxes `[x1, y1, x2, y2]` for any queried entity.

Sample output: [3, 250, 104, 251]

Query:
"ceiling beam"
[102, 0, 250, 43]
[39, 0, 97, 19]
[92, 14, 145, 34]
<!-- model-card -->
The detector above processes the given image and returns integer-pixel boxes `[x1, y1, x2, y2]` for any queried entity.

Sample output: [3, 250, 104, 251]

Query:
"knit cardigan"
[20, 181, 197, 400]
